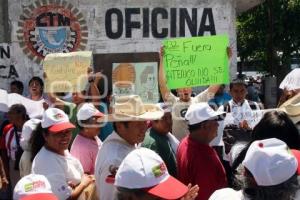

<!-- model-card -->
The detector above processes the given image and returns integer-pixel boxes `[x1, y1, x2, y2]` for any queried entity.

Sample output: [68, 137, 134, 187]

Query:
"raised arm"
[159, 47, 172, 102]
[88, 71, 102, 106]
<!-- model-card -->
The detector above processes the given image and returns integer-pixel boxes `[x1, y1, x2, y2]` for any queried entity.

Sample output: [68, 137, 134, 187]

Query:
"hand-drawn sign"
[17, 0, 88, 64]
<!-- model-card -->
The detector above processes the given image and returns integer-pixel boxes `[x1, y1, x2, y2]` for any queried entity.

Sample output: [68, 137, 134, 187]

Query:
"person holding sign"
[159, 42, 232, 141]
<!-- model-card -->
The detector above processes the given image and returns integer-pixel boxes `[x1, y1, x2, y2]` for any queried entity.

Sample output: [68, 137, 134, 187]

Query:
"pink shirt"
[70, 134, 102, 174]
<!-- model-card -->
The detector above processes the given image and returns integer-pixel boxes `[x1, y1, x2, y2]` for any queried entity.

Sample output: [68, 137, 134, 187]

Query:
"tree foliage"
[237, 0, 300, 78]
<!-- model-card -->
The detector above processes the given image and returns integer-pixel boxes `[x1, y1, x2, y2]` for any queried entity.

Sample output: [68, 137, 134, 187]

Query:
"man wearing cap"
[114, 148, 198, 200]
[142, 103, 178, 177]
[177, 103, 227, 200]
[209, 138, 299, 200]
[70, 103, 104, 175]
[94, 95, 164, 200]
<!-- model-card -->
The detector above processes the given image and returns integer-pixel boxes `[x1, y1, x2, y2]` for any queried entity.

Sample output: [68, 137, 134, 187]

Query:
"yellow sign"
[43, 51, 92, 93]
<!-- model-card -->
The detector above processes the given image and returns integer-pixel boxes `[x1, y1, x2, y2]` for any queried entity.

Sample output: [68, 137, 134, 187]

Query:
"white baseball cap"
[185, 103, 225, 125]
[115, 148, 188, 199]
[156, 103, 172, 113]
[41, 108, 75, 133]
[242, 138, 298, 186]
[209, 188, 242, 200]
[77, 103, 104, 121]
[13, 174, 58, 200]
[20, 118, 41, 150]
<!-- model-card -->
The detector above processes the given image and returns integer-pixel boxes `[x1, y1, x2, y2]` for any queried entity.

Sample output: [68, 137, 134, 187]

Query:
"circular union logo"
[17, 0, 88, 64]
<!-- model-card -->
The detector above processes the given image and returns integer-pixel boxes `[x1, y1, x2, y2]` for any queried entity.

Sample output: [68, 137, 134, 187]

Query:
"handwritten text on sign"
[163, 35, 229, 89]
[43, 51, 92, 93]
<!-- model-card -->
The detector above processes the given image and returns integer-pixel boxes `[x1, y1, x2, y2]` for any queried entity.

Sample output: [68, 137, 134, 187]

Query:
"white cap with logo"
[41, 108, 75, 133]
[115, 148, 188, 199]
[243, 138, 298, 186]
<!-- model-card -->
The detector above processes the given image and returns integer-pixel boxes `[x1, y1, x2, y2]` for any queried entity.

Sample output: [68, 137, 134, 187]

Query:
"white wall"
[2, 0, 257, 91]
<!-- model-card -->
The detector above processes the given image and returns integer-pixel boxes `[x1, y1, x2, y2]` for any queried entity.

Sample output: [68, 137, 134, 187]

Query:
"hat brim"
[48, 122, 75, 133]
[97, 104, 164, 122]
[291, 149, 300, 175]
[20, 193, 58, 200]
[145, 176, 188, 199]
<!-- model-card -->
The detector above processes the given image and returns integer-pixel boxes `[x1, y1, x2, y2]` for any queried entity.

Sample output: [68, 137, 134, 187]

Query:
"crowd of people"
[0, 51, 299, 200]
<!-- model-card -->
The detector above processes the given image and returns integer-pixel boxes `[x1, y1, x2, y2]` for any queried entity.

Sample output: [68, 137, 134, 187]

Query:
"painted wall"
[2, 0, 261, 91]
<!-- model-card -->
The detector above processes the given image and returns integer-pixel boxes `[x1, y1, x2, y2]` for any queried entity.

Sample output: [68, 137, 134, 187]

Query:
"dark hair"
[10, 80, 24, 94]
[29, 76, 44, 92]
[230, 78, 247, 90]
[252, 111, 300, 149]
[188, 122, 205, 132]
[232, 111, 300, 183]
[236, 168, 299, 200]
[8, 104, 29, 120]
[30, 123, 47, 162]
[115, 187, 151, 200]
[113, 122, 129, 134]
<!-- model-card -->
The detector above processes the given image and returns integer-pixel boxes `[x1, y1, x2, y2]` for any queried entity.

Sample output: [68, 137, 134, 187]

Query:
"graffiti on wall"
[17, 0, 88, 64]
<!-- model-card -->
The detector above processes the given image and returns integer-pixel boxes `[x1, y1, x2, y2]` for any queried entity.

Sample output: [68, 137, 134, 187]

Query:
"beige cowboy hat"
[279, 93, 300, 124]
[98, 95, 164, 122]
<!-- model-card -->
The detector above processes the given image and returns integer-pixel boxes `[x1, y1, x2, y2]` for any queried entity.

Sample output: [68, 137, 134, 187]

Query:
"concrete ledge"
[236, 0, 265, 14]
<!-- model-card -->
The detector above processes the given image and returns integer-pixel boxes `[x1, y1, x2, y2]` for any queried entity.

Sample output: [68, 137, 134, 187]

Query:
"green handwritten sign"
[163, 35, 229, 89]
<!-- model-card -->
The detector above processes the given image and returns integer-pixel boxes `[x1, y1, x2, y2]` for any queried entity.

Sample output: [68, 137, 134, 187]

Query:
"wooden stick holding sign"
[43, 51, 92, 93]
[163, 35, 230, 89]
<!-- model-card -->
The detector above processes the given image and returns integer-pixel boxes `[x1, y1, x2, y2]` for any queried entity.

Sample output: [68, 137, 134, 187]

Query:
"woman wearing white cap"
[209, 138, 300, 200]
[31, 108, 94, 200]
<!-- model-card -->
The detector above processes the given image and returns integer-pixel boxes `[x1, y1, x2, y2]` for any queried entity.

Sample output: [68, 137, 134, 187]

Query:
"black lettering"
[58, 13, 70, 26]
[0, 46, 10, 59]
[0, 65, 7, 78]
[105, 8, 124, 39]
[47, 13, 56, 26]
[151, 8, 168, 38]
[198, 8, 216, 36]
[125, 8, 141, 38]
[36, 13, 47, 26]
[143, 8, 150, 37]
[170, 8, 177, 37]
[8, 65, 19, 78]
[180, 8, 197, 37]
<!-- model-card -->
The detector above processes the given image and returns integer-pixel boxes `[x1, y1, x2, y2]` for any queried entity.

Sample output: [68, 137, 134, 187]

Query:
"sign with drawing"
[112, 62, 159, 103]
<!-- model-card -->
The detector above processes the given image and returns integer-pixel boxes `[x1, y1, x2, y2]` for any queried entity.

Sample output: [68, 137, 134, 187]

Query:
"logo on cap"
[152, 163, 167, 177]
[24, 180, 46, 192]
[53, 113, 64, 120]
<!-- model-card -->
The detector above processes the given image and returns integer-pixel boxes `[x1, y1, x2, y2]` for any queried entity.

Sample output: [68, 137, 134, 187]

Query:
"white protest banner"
[0, 89, 45, 118]
[43, 51, 92, 93]
[279, 68, 300, 91]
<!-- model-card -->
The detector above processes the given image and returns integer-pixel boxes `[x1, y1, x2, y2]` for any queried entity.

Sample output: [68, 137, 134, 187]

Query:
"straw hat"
[279, 93, 300, 124]
[98, 95, 164, 122]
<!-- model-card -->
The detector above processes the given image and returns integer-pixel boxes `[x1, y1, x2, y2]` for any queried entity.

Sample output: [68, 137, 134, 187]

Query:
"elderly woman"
[31, 108, 94, 200]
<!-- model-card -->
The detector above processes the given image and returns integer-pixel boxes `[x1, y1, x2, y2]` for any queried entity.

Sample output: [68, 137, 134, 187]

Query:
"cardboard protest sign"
[43, 51, 92, 93]
[0, 89, 45, 118]
[279, 68, 300, 91]
[163, 35, 229, 89]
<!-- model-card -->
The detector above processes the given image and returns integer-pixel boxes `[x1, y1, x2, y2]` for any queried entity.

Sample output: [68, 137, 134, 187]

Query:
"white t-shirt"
[167, 89, 213, 140]
[95, 131, 135, 200]
[209, 188, 247, 200]
[31, 147, 84, 200]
